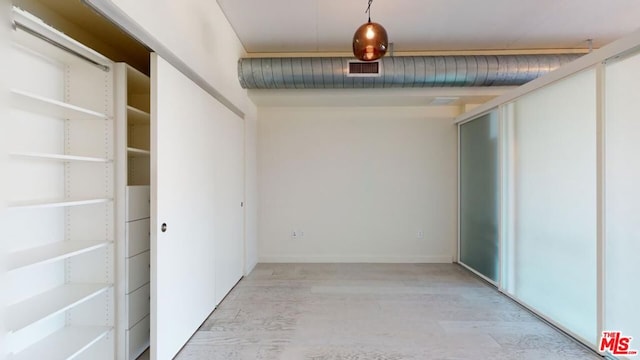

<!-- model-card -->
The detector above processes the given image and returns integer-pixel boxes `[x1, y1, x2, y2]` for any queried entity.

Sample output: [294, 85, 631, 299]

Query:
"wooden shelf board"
[126, 64, 150, 94]
[10, 152, 112, 163]
[6, 283, 111, 332]
[127, 147, 151, 157]
[8, 240, 111, 271]
[11, 89, 109, 121]
[8, 198, 111, 209]
[127, 106, 150, 126]
[8, 326, 111, 360]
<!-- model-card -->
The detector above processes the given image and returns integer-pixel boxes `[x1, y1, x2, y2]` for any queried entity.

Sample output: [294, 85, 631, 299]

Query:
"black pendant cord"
[366, 0, 373, 22]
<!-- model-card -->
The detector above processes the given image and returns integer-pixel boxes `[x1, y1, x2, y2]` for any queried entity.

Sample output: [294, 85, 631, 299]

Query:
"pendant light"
[352, 0, 388, 61]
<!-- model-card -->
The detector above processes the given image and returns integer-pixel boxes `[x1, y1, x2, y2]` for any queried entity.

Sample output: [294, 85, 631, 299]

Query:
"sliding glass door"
[459, 111, 499, 282]
[459, 70, 598, 345]
[604, 52, 640, 344]
[504, 69, 598, 345]
[458, 43, 640, 354]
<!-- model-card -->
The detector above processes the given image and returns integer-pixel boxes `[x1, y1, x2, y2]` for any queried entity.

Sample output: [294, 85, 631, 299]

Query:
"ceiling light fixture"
[352, 0, 388, 61]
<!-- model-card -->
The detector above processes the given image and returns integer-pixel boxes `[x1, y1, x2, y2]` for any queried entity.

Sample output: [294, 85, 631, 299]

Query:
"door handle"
[161, 223, 167, 232]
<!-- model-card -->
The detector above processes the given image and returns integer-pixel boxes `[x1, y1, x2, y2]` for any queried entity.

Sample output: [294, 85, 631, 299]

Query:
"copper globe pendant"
[352, 0, 388, 61]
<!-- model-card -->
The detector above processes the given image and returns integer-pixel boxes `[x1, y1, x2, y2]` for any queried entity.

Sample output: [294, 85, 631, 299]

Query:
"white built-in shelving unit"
[3, 8, 115, 360]
[115, 63, 151, 360]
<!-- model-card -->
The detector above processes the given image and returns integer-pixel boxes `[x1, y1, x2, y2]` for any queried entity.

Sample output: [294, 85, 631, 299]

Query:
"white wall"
[105, 0, 259, 273]
[258, 106, 459, 263]
[107, 0, 248, 112]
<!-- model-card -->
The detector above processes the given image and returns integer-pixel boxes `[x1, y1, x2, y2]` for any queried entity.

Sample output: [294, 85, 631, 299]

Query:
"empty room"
[1, 1, 639, 359]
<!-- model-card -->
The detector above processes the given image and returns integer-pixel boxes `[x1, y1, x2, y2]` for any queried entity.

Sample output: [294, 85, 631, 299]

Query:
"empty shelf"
[127, 106, 150, 125]
[127, 147, 150, 157]
[9, 326, 111, 360]
[8, 240, 111, 271]
[127, 64, 150, 96]
[6, 283, 111, 332]
[8, 198, 111, 209]
[11, 89, 109, 121]
[10, 152, 112, 163]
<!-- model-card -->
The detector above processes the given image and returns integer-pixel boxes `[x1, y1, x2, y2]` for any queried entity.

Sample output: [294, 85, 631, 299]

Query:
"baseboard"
[258, 255, 453, 263]
[244, 258, 258, 275]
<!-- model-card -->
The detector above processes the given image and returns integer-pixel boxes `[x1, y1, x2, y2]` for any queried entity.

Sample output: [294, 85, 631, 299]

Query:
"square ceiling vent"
[429, 97, 460, 105]
[347, 60, 382, 77]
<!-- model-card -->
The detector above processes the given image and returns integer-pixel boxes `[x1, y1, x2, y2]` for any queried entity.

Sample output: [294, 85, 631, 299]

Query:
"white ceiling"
[217, 0, 640, 54]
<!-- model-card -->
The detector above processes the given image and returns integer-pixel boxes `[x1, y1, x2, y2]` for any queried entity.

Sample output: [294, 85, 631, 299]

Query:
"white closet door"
[213, 95, 244, 305]
[150, 54, 243, 359]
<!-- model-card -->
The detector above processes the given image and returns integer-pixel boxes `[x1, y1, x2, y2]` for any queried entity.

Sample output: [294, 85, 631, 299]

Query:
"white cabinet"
[126, 186, 151, 222]
[3, 9, 115, 360]
[115, 63, 151, 360]
[127, 251, 151, 293]
[127, 218, 151, 257]
[126, 315, 151, 360]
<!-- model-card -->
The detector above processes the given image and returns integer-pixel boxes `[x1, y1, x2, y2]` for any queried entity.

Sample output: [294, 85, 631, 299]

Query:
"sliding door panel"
[459, 111, 499, 282]
[151, 54, 243, 359]
[212, 83, 244, 305]
[506, 69, 597, 345]
[604, 52, 640, 342]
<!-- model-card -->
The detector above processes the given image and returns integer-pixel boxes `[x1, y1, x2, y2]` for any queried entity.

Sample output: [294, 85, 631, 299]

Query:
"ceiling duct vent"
[347, 60, 382, 77]
[238, 54, 583, 89]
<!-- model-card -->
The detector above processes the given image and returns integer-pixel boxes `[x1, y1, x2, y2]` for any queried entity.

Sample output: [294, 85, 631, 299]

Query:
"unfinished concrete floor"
[175, 263, 600, 360]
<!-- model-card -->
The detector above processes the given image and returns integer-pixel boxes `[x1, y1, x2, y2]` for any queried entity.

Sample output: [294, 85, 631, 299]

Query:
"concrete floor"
[175, 263, 600, 360]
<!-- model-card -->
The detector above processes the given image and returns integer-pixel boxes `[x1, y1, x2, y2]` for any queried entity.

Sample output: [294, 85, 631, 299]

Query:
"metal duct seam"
[238, 54, 582, 89]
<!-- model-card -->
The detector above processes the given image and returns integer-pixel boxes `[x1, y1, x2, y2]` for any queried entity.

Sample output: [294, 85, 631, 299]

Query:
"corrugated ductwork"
[238, 54, 581, 89]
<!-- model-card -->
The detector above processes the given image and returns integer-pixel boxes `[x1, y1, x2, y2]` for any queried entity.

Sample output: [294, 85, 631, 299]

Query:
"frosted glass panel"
[507, 69, 597, 344]
[459, 112, 499, 281]
[604, 52, 640, 341]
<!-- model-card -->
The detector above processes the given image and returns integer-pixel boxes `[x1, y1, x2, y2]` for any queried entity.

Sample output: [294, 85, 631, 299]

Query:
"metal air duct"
[238, 54, 581, 89]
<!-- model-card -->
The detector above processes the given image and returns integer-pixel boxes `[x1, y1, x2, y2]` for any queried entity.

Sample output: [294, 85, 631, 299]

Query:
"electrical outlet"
[291, 229, 304, 240]
[417, 230, 424, 239]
